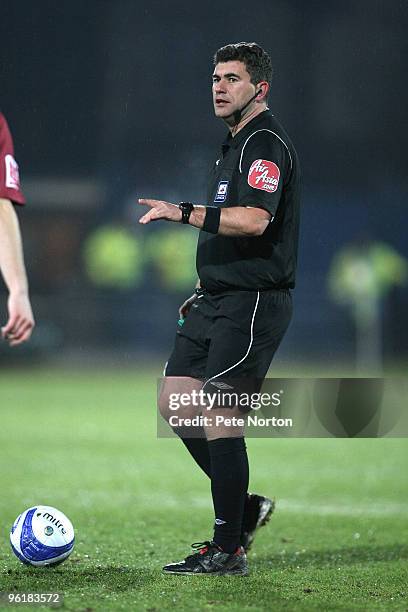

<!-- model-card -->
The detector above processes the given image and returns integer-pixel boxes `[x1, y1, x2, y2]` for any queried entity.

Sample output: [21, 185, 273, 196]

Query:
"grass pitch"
[0, 368, 407, 611]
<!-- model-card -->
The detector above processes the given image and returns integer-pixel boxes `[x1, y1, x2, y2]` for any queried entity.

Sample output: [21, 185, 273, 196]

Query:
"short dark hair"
[213, 42, 273, 88]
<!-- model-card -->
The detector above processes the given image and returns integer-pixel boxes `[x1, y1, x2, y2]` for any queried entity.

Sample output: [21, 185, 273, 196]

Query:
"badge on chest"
[214, 180, 229, 203]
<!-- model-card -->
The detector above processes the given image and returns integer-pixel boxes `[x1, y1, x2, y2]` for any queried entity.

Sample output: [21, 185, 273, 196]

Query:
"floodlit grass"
[0, 369, 407, 611]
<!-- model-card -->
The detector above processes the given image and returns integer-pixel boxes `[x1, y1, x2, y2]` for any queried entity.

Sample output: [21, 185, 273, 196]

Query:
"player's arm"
[0, 198, 34, 345]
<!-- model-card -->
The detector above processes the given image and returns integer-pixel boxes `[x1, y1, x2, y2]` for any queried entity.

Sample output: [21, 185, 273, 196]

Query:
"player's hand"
[178, 293, 197, 319]
[138, 199, 182, 224]
[1, 291, 35, 347]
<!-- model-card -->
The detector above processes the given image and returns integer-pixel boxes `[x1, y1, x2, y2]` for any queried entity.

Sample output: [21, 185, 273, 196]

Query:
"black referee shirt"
[196, 110, 300, 291]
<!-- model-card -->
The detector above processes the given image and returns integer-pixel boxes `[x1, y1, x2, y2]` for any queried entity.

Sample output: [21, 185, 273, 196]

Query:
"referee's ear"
[256, 82, 269, 102]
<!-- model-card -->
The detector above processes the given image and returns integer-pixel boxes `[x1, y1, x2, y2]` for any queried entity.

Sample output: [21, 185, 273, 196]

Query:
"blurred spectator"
[328, 240, 407, 373]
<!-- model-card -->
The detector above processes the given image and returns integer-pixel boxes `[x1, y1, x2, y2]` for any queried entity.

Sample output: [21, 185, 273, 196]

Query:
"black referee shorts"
[165, 288, 292, 387]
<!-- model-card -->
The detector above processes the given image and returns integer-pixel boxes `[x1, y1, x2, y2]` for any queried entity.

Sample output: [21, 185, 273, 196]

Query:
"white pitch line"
[41, 490, 407, 518]
[127, 494, 408, 518]
[276, 499, 408, 518]
[184, 497, 408, 517]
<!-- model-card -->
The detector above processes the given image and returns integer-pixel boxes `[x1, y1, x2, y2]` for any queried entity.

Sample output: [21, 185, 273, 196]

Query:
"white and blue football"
[10, 505, 74, 566]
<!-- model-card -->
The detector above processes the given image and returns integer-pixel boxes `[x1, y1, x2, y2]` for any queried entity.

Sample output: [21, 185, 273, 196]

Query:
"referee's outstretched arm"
[138, 198, 271, 237]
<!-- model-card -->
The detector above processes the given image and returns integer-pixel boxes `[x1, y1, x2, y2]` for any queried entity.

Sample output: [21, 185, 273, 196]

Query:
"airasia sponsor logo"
[248, 159, 280, 193]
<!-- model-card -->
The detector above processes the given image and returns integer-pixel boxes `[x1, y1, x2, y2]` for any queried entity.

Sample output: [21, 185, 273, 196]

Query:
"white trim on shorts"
[202, 290, 260, 390]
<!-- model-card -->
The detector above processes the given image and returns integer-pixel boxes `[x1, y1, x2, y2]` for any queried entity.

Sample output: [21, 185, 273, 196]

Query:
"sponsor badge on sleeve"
[247, 159, 280, 193]
[5, 154, 21, 190]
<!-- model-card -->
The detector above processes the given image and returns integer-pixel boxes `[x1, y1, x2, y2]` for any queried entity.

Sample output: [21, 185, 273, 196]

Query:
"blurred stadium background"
[1, 0, 407, 371]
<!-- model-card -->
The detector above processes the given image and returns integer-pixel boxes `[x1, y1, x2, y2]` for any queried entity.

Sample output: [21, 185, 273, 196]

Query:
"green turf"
[0, 369, 407, 611]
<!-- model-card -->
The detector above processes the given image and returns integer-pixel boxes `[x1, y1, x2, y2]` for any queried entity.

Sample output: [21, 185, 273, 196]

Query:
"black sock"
[174, 429, 212, 478]
[175, 430, 251, 537]
[208, 437, 249, 553]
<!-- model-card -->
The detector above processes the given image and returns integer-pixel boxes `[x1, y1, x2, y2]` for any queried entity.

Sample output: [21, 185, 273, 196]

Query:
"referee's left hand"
[138, 199, 182, 224]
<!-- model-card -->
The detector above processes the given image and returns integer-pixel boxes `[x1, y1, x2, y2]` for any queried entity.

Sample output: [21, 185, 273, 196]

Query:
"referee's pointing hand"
[138, 199, 182, 224]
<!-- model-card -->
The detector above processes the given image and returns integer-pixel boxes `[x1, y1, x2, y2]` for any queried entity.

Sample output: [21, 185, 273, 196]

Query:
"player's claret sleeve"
[0, 112, 26, 205]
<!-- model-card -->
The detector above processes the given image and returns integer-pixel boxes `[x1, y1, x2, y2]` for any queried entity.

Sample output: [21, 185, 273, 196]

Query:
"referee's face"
[212, 60, 257, 120]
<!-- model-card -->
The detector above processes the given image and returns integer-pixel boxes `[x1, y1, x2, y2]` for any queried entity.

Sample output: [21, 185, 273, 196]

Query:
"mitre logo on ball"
[247, 159, 280, 192]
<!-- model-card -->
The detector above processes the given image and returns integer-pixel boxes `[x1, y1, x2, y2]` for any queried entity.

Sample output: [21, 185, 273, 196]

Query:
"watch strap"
[178, 202, 194, 224]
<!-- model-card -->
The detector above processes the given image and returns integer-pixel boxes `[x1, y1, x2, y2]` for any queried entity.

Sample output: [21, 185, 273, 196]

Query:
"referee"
[138, 42, 300, 576]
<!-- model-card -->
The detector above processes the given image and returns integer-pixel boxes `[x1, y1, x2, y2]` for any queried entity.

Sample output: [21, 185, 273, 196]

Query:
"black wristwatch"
[178, 202, 194, 224]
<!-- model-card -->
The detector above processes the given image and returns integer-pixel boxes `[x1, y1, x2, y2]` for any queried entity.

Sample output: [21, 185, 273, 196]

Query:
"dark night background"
[1, 0, 407, 367]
